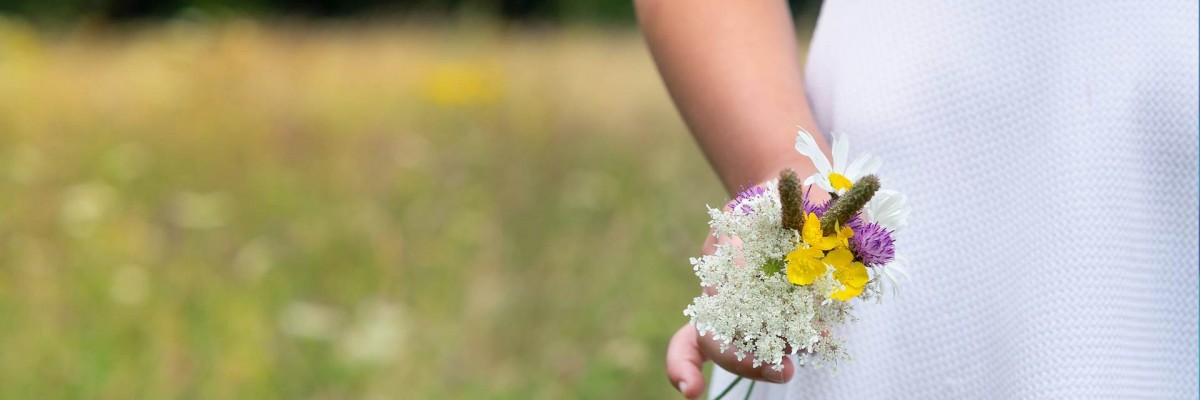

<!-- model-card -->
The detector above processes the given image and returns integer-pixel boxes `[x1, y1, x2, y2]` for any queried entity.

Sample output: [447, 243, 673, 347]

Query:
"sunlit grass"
[0, 18, 734, 398]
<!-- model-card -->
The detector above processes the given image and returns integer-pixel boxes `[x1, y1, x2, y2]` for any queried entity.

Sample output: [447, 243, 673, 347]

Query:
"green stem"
[742, 380, 757, 400]
[712, 376, 743, 400]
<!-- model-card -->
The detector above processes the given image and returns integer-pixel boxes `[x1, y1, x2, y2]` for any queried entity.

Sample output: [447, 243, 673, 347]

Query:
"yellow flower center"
[829, 173, 853, 191]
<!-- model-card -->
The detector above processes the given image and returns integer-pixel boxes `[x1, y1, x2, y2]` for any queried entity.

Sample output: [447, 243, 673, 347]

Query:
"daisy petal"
[858, 153, 883, 176]
[866, 189, 910, 231]
[880, 266, 901, 297]
[831, 133, 848, 174]
[887, 254, 912, 281]
[795, 128, 832, 174]
[845, 153, 882, 180]
[806, 173, 833, 193]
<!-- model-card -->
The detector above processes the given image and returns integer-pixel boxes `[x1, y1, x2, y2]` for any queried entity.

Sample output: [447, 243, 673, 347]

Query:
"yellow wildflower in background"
[420, 61, 504, 107]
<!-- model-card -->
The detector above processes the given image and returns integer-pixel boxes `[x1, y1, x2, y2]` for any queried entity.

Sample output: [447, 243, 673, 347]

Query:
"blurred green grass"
[0, 19, 737, 398]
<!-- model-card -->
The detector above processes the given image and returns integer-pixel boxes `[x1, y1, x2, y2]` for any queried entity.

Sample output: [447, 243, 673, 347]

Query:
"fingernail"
[767, 370, 787, 383]
[678, 381, 688, 394]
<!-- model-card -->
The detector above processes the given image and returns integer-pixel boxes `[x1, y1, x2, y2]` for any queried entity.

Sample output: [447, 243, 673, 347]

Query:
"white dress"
[711, 1, 1199, 399]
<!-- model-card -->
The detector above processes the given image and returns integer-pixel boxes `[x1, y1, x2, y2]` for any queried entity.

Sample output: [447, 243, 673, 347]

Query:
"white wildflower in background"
[339, 301, 407, 365]
[60, 182, 119, 237]
[233, 237, 275, 283]
[278, 301, 342, 341]
[170, 191, 231, 229]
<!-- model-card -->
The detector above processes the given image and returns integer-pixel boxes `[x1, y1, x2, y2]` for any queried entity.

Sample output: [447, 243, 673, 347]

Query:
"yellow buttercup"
[801, 212, 839, 250]
[825, 248, 869, 301]
[787, 213, 856, 286]
[786, 246, 825, 285]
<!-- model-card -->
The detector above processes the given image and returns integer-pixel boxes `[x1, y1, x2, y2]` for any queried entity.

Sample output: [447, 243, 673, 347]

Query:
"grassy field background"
[0, 19, 776, 398]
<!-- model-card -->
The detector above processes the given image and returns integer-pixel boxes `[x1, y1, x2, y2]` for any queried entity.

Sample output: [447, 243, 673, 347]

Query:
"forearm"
[636, 0, 826, 194]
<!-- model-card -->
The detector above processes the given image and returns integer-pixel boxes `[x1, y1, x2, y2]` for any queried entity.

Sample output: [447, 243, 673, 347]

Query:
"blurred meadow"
[0, 16, 784, 398]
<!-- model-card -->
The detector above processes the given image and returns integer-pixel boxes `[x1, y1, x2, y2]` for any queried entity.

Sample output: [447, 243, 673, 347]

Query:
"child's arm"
[636, 0, 825, 194]
[637, 0, 828, 397]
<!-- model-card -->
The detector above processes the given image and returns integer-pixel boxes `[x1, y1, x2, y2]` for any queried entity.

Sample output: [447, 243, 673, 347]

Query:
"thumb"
[666, 323, 707, 399]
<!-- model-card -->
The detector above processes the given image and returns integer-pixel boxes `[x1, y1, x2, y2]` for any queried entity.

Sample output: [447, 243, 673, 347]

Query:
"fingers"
[688, 230, 796, 392]
[666, 323, 707, 399]
[698, 330, 796, 384]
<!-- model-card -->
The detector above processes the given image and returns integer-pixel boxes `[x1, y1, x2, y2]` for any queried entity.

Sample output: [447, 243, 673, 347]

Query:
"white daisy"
[874, 252, 912, 299]
[864, 189, 911, 232]
[794, 128, 882, 195]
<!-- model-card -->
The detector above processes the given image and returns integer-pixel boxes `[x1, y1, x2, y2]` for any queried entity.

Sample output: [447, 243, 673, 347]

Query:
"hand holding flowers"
[681, 129, 912, 396]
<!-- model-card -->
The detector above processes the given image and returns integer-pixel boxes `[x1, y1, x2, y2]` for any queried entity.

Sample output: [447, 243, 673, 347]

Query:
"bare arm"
[637, 1, 827, 397]
[636, 0, 825, 194]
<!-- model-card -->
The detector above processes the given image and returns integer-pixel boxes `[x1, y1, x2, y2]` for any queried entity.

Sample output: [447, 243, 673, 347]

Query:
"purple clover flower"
[850, 221, 895, 266]
[804, 199, 831, 217]
[801, 185, 832, 217]
[726, 185, 768, 214]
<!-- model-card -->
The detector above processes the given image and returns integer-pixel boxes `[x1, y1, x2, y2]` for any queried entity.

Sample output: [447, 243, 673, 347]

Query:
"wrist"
[737, 151, 821, 195]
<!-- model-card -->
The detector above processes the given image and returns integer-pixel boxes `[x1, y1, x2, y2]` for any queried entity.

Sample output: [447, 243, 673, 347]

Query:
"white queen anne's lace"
[684, 182, 853, 370]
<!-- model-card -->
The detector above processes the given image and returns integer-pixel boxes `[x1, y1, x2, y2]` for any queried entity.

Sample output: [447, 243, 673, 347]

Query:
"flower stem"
[743, 380, 757, 400]
[713, 376, 743, 400]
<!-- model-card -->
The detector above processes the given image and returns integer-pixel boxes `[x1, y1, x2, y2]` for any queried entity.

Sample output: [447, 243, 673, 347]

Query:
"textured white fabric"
[711, 2, 1199, 399]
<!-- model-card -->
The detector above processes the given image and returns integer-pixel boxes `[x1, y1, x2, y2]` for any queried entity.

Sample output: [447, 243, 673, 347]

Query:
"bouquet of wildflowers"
[684, 129, 912, 380]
